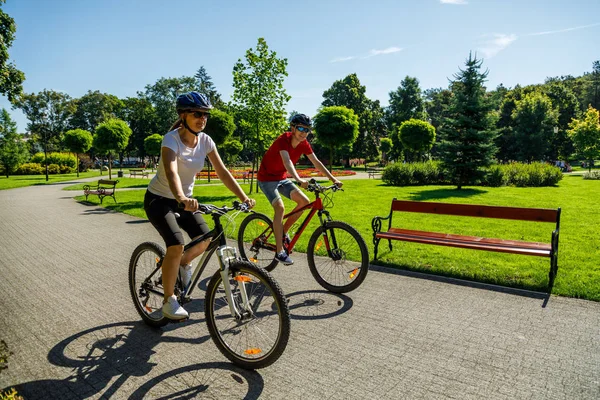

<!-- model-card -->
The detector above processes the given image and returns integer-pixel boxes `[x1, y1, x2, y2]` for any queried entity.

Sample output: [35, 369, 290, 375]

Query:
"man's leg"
[283, 189, 310, 235]
[272, 198, 285, 253]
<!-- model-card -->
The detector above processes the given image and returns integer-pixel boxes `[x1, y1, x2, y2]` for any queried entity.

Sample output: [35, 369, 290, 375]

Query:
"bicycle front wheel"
[307, 221, 369, 293]
[237, 213, 278, 272]
[129, 242, 169, 328]
[205, 260, 291, 369]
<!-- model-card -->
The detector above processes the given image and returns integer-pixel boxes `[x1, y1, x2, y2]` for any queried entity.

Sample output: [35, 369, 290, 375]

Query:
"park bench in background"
[242, 170, 257, 184]
[129, 168, 149, 178]
[367, 168, 383, 178]
[83, 179, 118, 204]
[372, 199, 561, 293]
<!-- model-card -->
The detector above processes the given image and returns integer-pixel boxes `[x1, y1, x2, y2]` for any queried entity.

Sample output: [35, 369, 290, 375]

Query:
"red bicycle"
[237, 179, 369, 293]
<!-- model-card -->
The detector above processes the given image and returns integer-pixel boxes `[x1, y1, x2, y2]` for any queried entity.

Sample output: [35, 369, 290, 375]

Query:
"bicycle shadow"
[7, 319, 264, 399]
[284, 289, 353, 320]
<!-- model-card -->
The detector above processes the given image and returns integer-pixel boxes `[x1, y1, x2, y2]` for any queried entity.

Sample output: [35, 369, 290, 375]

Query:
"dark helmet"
[176, 91, 213, 112]
[290, 113, 312, 127]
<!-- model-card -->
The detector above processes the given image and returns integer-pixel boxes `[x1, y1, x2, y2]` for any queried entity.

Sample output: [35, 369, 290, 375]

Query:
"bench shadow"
[369, 263, 551, 308]
[408, 188, 488, 201]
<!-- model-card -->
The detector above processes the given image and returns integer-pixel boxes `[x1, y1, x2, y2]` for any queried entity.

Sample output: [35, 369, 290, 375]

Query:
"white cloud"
[440, 0, 468, 4]
[329, 56, 356, 63]
[365, 47, 403, 58]
[477, 33, 518, 59]
[527, 22, 600, 36]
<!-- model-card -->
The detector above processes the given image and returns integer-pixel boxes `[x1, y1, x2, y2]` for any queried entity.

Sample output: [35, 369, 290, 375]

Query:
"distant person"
[257, 113, 342, 265]
[144, 91, 255, 320]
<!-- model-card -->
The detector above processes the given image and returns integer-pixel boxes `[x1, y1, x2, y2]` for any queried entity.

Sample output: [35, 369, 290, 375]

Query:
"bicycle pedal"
[167, 317, 189, 324]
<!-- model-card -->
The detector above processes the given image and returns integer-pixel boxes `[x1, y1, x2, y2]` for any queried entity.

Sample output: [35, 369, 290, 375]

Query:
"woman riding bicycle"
[257, 113, 342, 266]
[144, 91, 255, 320]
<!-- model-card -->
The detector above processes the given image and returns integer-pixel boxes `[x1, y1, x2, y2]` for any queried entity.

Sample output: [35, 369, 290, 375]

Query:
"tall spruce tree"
[438, 53, 497, 189]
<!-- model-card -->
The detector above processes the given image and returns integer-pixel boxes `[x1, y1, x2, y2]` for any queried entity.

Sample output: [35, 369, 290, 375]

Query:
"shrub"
[583, 171, 600, 180]
[47, 164, 60, 174]
[60, 165, 74, 174]
[30, 152, 76, 168]
[16, 163, 44, 175]
[382, 161, 444, 186]
[485, 165, 506, 187]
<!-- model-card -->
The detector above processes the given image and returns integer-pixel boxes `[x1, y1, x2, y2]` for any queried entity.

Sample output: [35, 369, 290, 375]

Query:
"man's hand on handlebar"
[332, 179, 343, 189]
[296, 179, 309, 189]
[242, 197, 256, 209]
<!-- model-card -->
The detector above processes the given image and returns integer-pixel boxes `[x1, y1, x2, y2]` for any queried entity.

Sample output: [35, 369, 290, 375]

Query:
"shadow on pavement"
[285, 289, 353, 320]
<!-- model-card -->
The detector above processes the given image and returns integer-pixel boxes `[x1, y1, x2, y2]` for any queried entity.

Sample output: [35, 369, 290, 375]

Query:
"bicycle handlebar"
[177, 200, 250, 215]
[297, 178, 343, 194]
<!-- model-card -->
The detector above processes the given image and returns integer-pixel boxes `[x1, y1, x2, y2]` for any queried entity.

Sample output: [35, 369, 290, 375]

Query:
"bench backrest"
[391, 199, 559, 223]
[98, 179, 118, 186]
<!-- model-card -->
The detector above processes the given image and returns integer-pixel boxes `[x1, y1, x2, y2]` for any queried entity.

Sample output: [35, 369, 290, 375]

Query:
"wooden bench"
[367, 168, 383, 178]
[83, 179, 118, 204]
[129, 168, 149, 178]
[371, 199, 561, 293]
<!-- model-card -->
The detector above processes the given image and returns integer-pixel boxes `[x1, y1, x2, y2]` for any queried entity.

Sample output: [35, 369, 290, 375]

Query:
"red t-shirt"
[257, 132, 313, 181]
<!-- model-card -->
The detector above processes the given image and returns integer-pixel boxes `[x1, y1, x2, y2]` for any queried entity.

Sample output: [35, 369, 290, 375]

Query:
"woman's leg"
[162, 244, 184, 301]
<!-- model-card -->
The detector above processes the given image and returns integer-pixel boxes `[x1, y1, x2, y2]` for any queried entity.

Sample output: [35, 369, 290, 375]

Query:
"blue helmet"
[176, 91, 213, 112]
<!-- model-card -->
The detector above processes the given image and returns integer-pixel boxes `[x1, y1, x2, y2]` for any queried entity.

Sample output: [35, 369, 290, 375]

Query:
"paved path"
[0, 180, 599, 399]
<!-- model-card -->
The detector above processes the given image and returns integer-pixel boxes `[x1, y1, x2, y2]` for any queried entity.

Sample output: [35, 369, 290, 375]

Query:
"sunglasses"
[190, 111, 210, 119]
[295, 126, 311, 133]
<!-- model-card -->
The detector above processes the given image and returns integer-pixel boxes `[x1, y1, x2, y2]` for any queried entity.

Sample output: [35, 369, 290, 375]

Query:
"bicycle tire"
[237, 213, 279, 272]
[205, 260, 291, 369]
[129, 241, 169, 328]
[307, 221, 369, 293]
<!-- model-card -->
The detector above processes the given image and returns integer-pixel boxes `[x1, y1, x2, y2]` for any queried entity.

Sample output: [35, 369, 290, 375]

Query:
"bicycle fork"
[317, 212, 342, 261]
[217, 245, 253, 320]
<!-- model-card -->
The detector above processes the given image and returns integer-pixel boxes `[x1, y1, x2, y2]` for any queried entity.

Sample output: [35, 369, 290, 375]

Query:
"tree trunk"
[44, 134, 49, 182]
[249, 155, 255, 194]
[76, 153, 80, 178]
[108, 153, 113, 180]
[329, 145, 333, 170]
[207, 159, 211, 183]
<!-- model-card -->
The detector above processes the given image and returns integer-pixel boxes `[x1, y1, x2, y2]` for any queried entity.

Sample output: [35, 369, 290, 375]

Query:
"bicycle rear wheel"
[129, 242, 169, 328]
[307, 221, 369, 293]
[237, 213, 278, 272]
[205, 260, 290, 369]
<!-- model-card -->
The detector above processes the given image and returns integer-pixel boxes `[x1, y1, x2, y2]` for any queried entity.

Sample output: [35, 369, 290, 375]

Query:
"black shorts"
[144, 190, 210, 248]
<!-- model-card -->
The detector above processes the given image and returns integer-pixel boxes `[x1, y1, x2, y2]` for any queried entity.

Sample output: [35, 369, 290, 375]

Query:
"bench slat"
[376, 229, 551, 257]
[391, 200, 558, 223]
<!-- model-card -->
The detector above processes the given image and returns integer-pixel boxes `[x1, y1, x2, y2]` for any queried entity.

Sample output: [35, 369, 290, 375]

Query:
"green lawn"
[0, 171, 104, 190]
[71, 175, 600, 301]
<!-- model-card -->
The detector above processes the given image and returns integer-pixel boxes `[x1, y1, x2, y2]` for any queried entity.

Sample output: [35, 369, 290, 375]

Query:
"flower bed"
[195, 168, 355, 180]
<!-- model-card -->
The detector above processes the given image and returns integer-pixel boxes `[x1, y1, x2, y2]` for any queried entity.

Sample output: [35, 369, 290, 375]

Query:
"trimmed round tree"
[398, 119, 436, 161]
[203, 109, 236, 181]
[313, 106, 359, 169]
[63, 129, 93, 177]
[379, 137, 392, 165]
[222, 139, 244, 166]
[93, 118, 132, 179]
[144, 133, 163, 171]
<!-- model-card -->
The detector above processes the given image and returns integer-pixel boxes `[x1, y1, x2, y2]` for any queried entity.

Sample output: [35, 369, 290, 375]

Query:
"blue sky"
[1, 0, 599, 132]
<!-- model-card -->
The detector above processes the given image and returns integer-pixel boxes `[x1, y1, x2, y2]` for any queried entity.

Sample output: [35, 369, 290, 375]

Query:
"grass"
[71, 174, 600, 301]
[0, 171, 104, 190]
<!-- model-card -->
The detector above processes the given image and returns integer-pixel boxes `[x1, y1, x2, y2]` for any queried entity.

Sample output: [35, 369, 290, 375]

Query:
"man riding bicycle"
[256, 113, 342, 265]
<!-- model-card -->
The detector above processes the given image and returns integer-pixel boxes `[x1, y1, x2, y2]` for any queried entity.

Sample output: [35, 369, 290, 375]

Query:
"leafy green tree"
[398, 119, 436, 161]
[0, 108, 28, 177]
[15, 89, 75, 181]
[221, 139, 244, 166]
[204, 108, 236, 182]
[0, 1, 25, 103]
[63, 129, 92, 177]
[143, 76, 197, 134]
[386, 76, 427, 129]
[120, 96, 159, 159]
[512, 92, 558, 162]
[568, 106, 600, 172]
[232, 37, 290, 193]
[438, 53, 498, 189]
[586, 60, 600, 110]
[313, 106, 359, 169]
[70, 90, 123, 132]
[544, 81, 579, 159]
[143, 133, 162, 170]
[93, 118, 132, 179]
[379, 137, 392, 165]
[195, 66, 223, 108]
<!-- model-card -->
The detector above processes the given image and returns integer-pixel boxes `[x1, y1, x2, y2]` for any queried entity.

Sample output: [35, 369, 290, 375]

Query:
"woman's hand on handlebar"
[179, 197, 199, 212]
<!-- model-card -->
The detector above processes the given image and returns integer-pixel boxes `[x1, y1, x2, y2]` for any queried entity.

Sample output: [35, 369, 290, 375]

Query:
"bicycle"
[128, 201, 291, 370]
[237, 179, 369, 293]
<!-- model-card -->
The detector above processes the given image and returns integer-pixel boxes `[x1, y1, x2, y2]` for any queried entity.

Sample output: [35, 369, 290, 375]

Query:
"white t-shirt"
[148, 129, 215, 198]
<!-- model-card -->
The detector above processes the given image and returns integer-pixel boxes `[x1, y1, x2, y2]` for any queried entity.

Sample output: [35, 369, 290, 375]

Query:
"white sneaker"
[179, 264, 192, 289]
[162, 295, 189, 320]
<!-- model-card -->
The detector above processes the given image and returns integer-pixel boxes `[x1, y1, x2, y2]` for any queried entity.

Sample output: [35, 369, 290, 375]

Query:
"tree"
[0, 108, 28, 177]
[143, 76, 197, 134]
[143, 133, 162, 170]
[512, 92, 558, 162]
[232, 37, 290, 193]
[195, 66, 223, 107]
[15, 89, 75, 181]
[63, 129, 92, 177]
[544, 82, 579, 159]
[221, 139, 244, 166]
[398, 119, 436, 161]
[93, 118, 132, 179]
[586, 60, 600, 110]
[203, 108, 236, 182]
[379, 137, 392, 165]
[568, 106, 600, 172]
[70, 90, 123, 132]
[386, 76, 427, 130]
[0, 1, 25, 103]
[120, 96, 159, 159]
[438, 53, 498, 189]
[313, 106, 359, 169]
